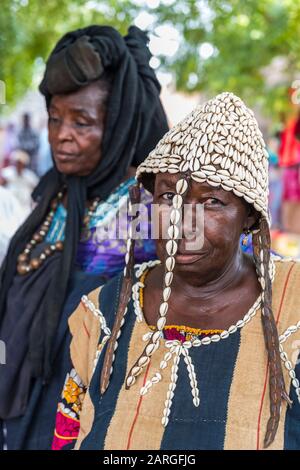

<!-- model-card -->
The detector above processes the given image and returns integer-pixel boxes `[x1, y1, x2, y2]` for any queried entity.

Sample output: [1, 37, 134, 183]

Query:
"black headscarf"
[0, 25, 168, 383]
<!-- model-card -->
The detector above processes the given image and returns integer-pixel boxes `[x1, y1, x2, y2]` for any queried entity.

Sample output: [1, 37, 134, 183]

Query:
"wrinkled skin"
[143, 172, 261, 330]
[48, 81, 107, 177]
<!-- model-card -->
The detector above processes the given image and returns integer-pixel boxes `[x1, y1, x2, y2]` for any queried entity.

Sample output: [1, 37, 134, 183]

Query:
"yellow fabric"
[74, 389, 95, 450]
[104, 320, 169, 450]
[69, 286, 102, 387]
[224, 260, 300, 450]
[68, 286, 103, 448]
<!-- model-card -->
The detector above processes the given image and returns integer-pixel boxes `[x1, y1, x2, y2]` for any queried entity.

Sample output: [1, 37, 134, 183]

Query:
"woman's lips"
[175, 252, 207, 265]
[55, 152, 77, 163]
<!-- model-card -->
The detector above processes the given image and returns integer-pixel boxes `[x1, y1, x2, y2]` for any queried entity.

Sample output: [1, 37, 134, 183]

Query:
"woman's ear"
[244, 205, 260, 232]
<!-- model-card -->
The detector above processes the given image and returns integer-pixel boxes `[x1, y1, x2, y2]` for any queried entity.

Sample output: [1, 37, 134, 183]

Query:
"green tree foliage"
[1, 0, 300, 118]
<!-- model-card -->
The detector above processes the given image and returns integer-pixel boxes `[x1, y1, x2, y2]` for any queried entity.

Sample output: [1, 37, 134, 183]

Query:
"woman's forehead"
[50, 82, 104, 111]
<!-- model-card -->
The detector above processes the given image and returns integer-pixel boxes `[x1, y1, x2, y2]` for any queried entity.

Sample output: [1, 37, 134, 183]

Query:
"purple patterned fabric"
[76, 178, 157, 278]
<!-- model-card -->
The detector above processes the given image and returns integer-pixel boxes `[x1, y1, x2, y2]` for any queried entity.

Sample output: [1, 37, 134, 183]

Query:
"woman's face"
[153, 172, 258, 280]
[48, 81, 107, 176]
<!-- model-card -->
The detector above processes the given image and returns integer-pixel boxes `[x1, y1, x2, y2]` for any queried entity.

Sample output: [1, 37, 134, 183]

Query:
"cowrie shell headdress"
[137, 91, 269, 222]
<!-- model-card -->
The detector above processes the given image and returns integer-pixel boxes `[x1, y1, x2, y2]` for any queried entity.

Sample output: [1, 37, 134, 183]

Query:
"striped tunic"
[53, 259, 300, 450]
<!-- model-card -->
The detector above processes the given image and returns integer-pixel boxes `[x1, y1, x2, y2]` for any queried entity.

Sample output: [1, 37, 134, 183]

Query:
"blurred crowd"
[1, 107, 300, 264]
[0, 113, 52, 263]
[267, 112, 300, 257]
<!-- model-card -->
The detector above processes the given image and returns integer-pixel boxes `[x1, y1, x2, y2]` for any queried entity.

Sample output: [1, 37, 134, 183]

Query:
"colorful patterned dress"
[46, 177, 156, 276]
[53, 258, 300, 450]
[3, 177, 156, 450]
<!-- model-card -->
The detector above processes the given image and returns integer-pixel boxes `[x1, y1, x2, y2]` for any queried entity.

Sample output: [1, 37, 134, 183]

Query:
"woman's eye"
[204, 198, 223, 206]
[161, 192, 175, 202]
[49, 116, 60, 124]
[75, 121, 88, 127]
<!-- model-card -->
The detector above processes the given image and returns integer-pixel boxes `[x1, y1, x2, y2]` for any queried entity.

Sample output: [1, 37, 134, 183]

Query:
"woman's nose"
[181, 203, 204, 250]
[57, 121, 73, 142]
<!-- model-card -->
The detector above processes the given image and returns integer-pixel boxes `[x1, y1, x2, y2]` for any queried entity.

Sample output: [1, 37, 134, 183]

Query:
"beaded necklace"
[139, 269, 224, 341]
[131, 259, 272, 427]
[17, 190, 100, 276]
[132, 259, 269, 345]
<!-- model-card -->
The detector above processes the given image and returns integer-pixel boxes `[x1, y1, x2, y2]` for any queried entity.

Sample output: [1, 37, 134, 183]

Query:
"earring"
[242, 228, 251, 246]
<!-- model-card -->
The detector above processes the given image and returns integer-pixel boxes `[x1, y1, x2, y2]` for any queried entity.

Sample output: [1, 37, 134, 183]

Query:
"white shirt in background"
[0, 186, 28, 265]
[1, 166, 38, 210]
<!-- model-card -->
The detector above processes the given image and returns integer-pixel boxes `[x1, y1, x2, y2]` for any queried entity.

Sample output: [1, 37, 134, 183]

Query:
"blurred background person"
[17, 113, 39, 174]
[0, 186, 25, 265]
[0, 24, 168, 450]
[0, 149, 38, 213]
[36, 118, 52, 177]
[1, 123, 18, 169]
[268, 134, 283, 230]
[278, 112, 300, 235]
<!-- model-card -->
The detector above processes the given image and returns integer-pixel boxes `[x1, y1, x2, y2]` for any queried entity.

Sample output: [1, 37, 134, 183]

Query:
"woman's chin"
[54, 161, 87, 176]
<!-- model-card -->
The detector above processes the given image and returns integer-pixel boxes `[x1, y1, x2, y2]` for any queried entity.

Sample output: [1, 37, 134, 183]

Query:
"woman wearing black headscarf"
[0, 25, 168, 449]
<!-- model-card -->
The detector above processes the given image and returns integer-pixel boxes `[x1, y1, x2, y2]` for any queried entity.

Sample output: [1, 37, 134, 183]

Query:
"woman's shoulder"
[272, 257, 300, 334]
[68, 267, 140, 386]
[69, 272, 124, 331]
[68, 261, 154, 346]
[68, 272, 123, 383]
[273, 256, 300, 282]
[68, 284, 105, 386]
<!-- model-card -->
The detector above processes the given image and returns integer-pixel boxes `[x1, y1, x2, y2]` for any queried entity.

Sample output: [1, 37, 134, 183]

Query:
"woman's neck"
[143, 252, 261, 330]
